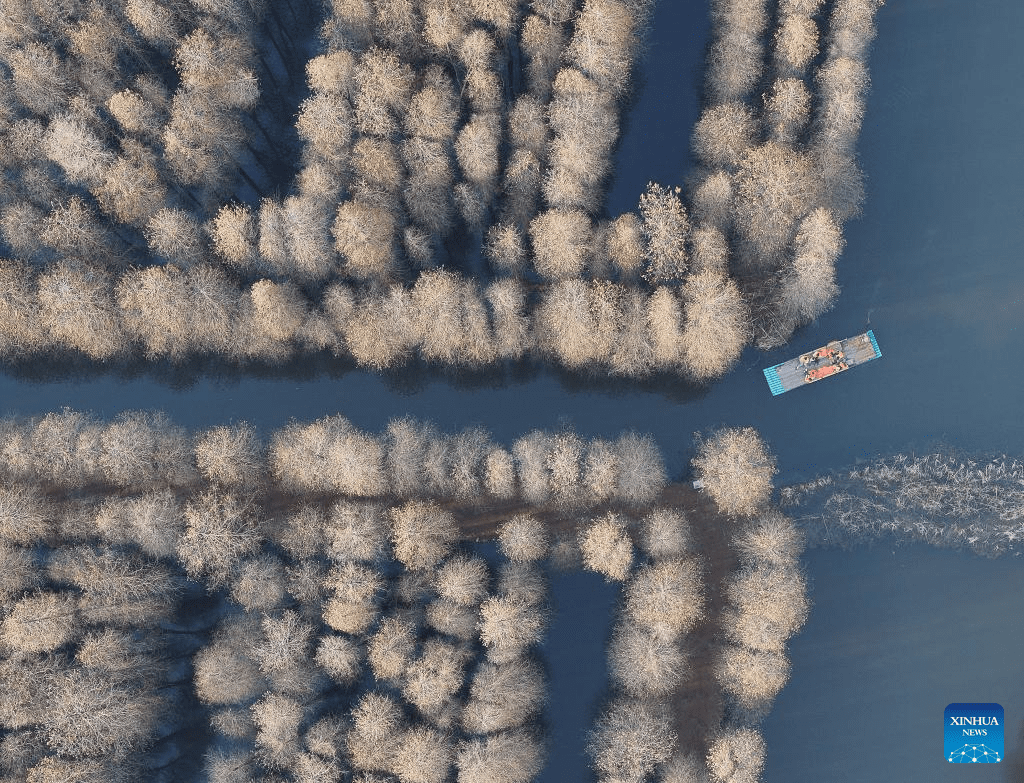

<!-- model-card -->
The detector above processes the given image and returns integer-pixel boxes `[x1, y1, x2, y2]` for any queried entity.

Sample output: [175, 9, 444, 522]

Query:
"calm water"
[1, 0, 1023, 780]
[762, 544, 1024, 783]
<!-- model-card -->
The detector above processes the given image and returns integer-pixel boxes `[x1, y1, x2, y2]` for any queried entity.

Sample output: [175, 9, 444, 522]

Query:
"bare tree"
[647, 286, 684, 368]
[825, 0, 883, 61]
[705, 0, 768, 103]
[691, 104, 756, 172]
[0, 542, 40, 602]
[609, 289, 656, 377]
[586, 698, 676, 783]
[583, 438, 618, 503]
[529, 208, 592, 280]
[511, 430, 552, 505]
[625, 560, 704, 639]
[544, 69, 618, 212]
[498, 515, 549, 563]
[178, 491, 262, 587]
[204, 748, 256, 783]
[97, 483, 184, 556]
[347, 693, 406, 773]
[55, 546, 180, 627]
[93, 144, 169, 228]
[115, 265, 193, 361]
[462, 657, 546, 734]
[566, 0, 638, 97]
[0, 485, 51, 545]
[297, 91, 353, 164]
[706, 727, 765, 783]
[107, 89, 164, 139]
[733, 141, 819, 268]
[405, 72, 460, 142]
[774, 13, 819, 73]
[324, 594, 379, 636]
[534, 280, 618, 370]
[724, 564, 809, 637]
[384, 417, 435, 498]
[715, 644, 791, 709]
[389, 500, 458, 571]
[253, 692, 305, 769]
[1, 591, 78, 654]
[608, 621, 685, 697]
[692, 427, 777, 517]
[210, 203, 258, 270]
[579, 514, 633, 582]
[639, 509, 691, 561]
[456, 111, 501, 202]
[614, 431, 667, 505]
[41, 668, 162, 759]
[367, 616, 418, 683]
[689, 170, 734, 232]
[98, 410, 195, 488]
[776, 207, 843, 326]
[689, 225, 730, 275]
[144, 208, 207, 266]
[328, 501, 390, 563]
[603, 212, 645, 280]
[196, 422, 264, 490]
[333, 199, 398, 281]
[478, 595, 548, 656]
[194, 620, 267, 705]
[764, 77, 810, 145]
[402, 637, 469, 718]
[435, 555, 490, 606]
[497, 561, 548, 607]
[271, 415, 387, 497]
[520, 14, 565, 100]
[353, 47, 415, 138]
[390, 724, 454, 783]
[7, 42, 72, 115]
[456, 728, 546, 783]
[426, 597, 479, 642]
[304, 715, 345, 760]
[232, 554, 287, 612]
[36, 263, 125, 360]
[485, 279, 531, 361]
[733, 513, 805, 568]
[315, 634, 363, 686]
[678, 270, 749, 382]
[485, 223, 527, 276]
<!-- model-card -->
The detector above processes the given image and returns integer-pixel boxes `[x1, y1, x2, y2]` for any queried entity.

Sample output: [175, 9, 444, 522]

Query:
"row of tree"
[690, 0, 884, 348]
[1, 260, 750, 379]
[581, 509, 706, 783]
[0, 410, 667, 509]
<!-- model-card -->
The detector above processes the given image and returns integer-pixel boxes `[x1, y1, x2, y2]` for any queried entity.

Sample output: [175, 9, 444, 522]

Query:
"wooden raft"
[763, 330, 881, 396]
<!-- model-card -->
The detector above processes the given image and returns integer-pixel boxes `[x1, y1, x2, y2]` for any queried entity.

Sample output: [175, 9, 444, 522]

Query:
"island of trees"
[1, 0, 882, 378]
[0, 410, 811, 783]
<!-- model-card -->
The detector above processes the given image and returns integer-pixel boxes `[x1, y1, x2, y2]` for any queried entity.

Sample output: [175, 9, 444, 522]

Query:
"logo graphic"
[945, 703, 1003, 763]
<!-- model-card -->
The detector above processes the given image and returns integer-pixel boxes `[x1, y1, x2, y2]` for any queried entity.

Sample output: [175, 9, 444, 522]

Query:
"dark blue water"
[2, 0, 1023, 780]
[537, 570, 620, 783]
[762, 544, 1024, 783]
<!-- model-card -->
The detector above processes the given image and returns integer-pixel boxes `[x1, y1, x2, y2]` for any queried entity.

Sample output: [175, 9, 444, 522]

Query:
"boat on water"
[763, 330, 881, 396]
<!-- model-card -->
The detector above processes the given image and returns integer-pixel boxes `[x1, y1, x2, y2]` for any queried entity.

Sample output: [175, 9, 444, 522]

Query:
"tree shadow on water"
[1, 352, 715, 406]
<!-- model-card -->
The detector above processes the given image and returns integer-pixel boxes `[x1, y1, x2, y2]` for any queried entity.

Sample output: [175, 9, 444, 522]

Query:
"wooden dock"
[763, 330, 881, 395]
